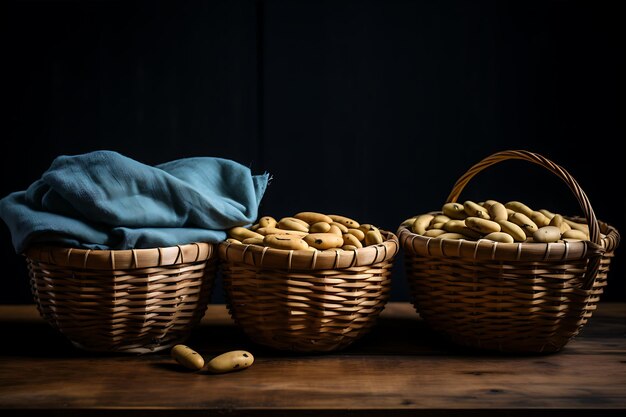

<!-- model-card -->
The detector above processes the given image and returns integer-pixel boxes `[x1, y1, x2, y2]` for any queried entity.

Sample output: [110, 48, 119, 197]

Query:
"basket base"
[222, 262, 394, 353]
[236, 317, 379, 353]
[27, 247, 217, 355]
[439, 330, 570, 354]
[403, 247, 614, 354]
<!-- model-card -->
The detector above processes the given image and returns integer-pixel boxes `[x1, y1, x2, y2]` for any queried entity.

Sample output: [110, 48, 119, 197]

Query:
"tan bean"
[429, 215, 451, 226]
[530, 211, 551, 227]
[560, 221, 572, 234]
[228, 227, 264, 241]
[328, 214, 360, 229]
[496, 220, 527, 242]
[328, 224, 343, 236]
[437, 232, 467, 240]
[365, 229, 384, 246]
[310, 222, 331, 233]
[483, 232, 514, 243]
[488, 202, 508, 222]
[412, 214, 435, 235]
[358, 224, 378, 233]
[465, 217, 501, 234]
[443, 219, 466, 232]
[458, 228, 482, 240]
[430, 222, 446, 230]
[442, 202, 467, 220]
[331, 222, 349, 233]
[277, 217, 309, 232]
[505, 201, 534, 217]
[564, 219, 590, 234]
[443, 220, 481, 240]
[303, 233, 344, 250]
[508, 212, 538, 237]
[347, 228, 365, 241]
[342, 245, 358, 251]
[549, 214, 571, 234]
[258, 216, 277, 228]
[533, 226, 562, 243]
[464, 201, 490, 219]
[171, 345, 204, 371]
[538, 209, 556, 220]
[482, 199, 501, 210]
[242, 237, 265, 245]
[206, 350, 254, 374]
[342, 233, 363, 248]
[549, 213, 564, 227]
[294, 211, 334, 225]
[264, 234, 309, 250]
[256, 227, 308, 237]
[423, 229, 446, 237]
[562, 229, 589, 240]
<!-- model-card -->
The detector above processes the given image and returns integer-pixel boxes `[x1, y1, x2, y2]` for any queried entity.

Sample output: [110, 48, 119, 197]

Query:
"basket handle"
[445, 149, 603, 290]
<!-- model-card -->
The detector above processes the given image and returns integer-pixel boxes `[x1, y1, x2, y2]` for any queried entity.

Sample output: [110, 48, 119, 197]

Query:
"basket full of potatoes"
[397, 150, 620, 354]
[219, 211, 399, 353]
[402, 199, 593, 245]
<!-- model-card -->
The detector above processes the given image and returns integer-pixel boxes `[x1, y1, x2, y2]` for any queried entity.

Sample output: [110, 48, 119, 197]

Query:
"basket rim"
[218, 230, 399, 270]
[24, 241, 217, 270]
[397, 215, 619, 262]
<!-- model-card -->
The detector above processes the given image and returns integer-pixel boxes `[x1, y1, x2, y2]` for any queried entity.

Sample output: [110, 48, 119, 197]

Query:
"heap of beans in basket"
[402, 200, 594, 243]
[226, 212, 385, 251]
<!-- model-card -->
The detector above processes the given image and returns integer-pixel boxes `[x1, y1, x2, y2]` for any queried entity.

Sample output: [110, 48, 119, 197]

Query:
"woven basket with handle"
[25, 242, 216, 354]
[219, 231, 399, 352]
[398, 150, 620, 353]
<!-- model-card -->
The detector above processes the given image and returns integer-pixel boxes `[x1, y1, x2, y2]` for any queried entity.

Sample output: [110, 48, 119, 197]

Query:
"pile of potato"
[402, 200, 592, 243]
[226, 212, 385, 251]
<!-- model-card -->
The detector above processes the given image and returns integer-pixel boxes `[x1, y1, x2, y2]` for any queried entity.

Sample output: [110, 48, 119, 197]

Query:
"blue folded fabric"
[0, 151, 269, 253]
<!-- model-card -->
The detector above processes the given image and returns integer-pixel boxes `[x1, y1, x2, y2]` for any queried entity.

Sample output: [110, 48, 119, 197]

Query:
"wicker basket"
[25, 242, 216, 354]
[398, 150, 620, 353]
[219, 231, 399, 352]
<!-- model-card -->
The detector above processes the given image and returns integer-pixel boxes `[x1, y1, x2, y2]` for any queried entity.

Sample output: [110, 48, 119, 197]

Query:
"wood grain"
[0, 302, 625, 416]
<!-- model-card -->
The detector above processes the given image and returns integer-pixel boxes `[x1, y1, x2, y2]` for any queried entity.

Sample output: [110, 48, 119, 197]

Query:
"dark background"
[1, 0, 623, 304]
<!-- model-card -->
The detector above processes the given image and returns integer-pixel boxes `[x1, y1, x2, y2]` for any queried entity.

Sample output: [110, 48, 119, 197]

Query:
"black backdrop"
[1, 0, 624, 304]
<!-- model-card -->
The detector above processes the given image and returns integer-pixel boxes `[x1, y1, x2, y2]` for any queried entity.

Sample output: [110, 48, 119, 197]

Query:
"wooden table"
[1, 302, 625, 416]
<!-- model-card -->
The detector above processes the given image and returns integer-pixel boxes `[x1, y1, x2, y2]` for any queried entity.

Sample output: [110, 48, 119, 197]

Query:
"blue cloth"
[0, 151, 269, 253]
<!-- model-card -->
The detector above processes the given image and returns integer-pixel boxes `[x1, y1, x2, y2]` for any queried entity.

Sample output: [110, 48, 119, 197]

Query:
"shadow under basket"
[219, 231, 399, 353]
[399, 150, 621, 354]
[25, 242, 216, 354]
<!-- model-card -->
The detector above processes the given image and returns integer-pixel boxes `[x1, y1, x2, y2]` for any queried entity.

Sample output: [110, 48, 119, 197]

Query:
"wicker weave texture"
[400, 150, 621, 353]
[26, 243, 216, 354]
[220, 231, 399, 352]
[403, 231, 614, 353]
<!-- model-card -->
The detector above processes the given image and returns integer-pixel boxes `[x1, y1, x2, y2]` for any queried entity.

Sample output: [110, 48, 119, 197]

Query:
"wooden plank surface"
[0, 302, 625, 416]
